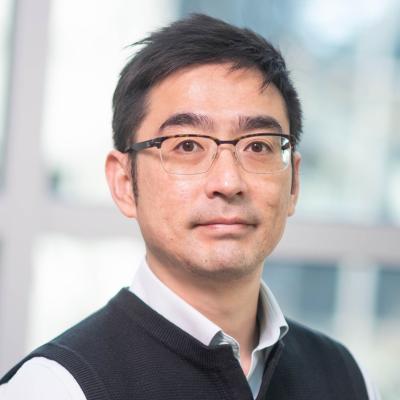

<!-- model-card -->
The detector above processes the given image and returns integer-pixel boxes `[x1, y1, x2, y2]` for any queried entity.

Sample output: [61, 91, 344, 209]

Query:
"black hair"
[112, 13, 302, 195]
[113, 13, 302, 148]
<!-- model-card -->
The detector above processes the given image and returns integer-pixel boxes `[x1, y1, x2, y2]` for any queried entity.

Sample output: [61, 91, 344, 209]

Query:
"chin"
[183, 253, 262, 282]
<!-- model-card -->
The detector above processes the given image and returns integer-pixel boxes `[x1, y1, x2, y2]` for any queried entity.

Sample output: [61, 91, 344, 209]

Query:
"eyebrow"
[237, 115, 283, 133]
[159, 112, 214, 131]
[158, 112, 284, 134]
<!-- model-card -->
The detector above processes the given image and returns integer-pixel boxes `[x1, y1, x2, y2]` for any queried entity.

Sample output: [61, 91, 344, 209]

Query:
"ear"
[105, 150, 137, 218]
[288, 151, 301, 217]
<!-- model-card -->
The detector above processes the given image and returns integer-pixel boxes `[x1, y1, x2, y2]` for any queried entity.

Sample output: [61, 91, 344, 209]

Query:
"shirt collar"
[130, 259, 288, 349]
[256, 280, 288, 350]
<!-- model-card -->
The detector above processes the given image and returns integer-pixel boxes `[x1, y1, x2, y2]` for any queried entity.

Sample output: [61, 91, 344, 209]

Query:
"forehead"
[138, 63, 289, 138]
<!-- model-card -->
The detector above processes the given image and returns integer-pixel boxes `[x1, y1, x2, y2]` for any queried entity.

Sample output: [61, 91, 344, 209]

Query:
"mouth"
[197, 217, 252, 225]
[193, 217, 256, 235]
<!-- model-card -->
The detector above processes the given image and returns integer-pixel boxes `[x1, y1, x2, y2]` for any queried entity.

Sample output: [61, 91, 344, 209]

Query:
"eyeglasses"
[123, 133, 293, 175]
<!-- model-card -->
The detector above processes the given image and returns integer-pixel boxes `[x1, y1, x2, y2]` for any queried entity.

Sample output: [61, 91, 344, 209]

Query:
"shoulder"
[282, 319, 371, 397]
[285, 318, 355, 357]
[284, 318, 362, 370]
[0, 357, 86, 400]
[284, 320, 380, 399]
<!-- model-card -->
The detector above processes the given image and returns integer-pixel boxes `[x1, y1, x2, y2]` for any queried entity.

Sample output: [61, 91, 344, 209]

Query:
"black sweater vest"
[1, 288, 368, 400]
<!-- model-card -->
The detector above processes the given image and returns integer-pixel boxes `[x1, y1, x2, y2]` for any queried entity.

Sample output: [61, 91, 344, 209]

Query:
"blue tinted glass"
[376, 267, 400, 319]
[263, 260, 337, 331]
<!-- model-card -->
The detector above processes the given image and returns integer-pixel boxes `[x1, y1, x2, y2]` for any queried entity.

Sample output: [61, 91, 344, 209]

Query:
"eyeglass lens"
[160, 135, 291, 175]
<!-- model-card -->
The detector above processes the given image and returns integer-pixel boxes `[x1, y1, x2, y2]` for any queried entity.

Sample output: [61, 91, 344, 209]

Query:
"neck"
[147, 255, 262, 374]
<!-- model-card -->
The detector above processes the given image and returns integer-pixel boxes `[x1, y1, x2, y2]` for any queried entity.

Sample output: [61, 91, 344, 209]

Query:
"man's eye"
[176, 140, 202, 152]
[245, 141, 272, 153]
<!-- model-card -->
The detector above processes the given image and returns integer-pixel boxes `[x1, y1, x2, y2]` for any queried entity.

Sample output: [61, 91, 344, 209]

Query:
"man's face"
[120, 64, 300, 280]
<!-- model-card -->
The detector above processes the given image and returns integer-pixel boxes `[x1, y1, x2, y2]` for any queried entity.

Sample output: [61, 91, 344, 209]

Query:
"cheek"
[137, 169, 196, 229]
[255, 178, 292, 251]
[261, 176, 291, 209]
[257, 176, 293, 233]
[169, 178, 197, 202]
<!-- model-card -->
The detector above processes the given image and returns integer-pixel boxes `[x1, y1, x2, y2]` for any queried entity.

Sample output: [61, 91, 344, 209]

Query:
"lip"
[194, 223, 254, 238]
[193, 218, 256, 236]
[196, 217, 253, 226]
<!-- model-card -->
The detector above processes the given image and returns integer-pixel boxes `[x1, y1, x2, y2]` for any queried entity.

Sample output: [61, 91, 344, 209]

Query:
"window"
[42, 0, 178, 203]
[263, 261, 337, 330]
[28, 235, 145, 350]
[1, 1, 399, 398]
[376, 267, 400, 319]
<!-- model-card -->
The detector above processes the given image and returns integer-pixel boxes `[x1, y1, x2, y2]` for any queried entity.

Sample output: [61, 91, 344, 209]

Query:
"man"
[0, 13, 377, 400]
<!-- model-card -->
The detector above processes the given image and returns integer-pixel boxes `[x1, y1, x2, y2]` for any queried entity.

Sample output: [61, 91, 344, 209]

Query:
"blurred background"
[0, 0, 399, 397]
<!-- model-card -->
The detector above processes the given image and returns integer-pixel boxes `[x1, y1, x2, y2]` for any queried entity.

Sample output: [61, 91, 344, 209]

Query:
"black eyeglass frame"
[123, 133, 294, 153]
[122, 133, 294, 175]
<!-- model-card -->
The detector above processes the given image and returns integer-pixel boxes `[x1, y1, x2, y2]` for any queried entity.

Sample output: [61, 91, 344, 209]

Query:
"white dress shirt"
[0, 260, 380, 399]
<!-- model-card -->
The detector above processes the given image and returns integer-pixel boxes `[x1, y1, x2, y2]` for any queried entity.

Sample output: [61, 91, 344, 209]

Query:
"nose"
[204, 146, 247, 200]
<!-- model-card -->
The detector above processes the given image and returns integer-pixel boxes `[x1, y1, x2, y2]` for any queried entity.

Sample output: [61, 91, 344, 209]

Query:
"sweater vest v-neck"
[1, 288, 368, 400]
